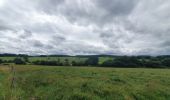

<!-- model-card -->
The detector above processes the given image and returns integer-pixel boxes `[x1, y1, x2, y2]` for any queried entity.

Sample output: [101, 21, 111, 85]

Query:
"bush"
[85, 57, 98, 66]
[100, 60, 114, 67]
[0, 59, 2, 64]
[32, 60, 63, 66]
[162, 58, 170, 67]
[13, 58, 26, 64]
[71, 61, 86, 66]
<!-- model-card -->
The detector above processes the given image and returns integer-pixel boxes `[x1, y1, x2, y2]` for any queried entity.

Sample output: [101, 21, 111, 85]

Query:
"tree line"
[0, 55, 170, 68]
[100, 56, 170, 68]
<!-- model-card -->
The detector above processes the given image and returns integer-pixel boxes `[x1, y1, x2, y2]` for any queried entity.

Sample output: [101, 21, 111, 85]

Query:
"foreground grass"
[0, 65, 170, 100]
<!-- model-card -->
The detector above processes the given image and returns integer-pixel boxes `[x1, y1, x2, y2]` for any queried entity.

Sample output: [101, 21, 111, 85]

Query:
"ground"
[0, 65, 170, 100]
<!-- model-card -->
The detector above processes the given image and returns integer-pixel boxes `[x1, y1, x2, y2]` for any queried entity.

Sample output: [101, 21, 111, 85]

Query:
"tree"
[72, 61, 77, 66]
[0, 59, 2, 64]
[101, 60, 114, 67]
[143, 60, 162, 68]
[100, 56, 143, 67]
[13, 58, 26, 64]
[63, 59, 70, 66]
[162, 58, 170, 67]
[23, 56, 29, 62]
[85, 57, 99, 66]
[111, 57, 140, 67]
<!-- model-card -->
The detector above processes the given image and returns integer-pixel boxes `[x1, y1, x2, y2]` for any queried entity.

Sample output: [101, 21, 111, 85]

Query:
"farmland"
[0, 65, 170, 100]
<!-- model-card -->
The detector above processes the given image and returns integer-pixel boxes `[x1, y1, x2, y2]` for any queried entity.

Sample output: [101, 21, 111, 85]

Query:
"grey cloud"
[95, 0, 138, 16]
[32, 40, 44, 47]
[36, 0, 65, 14]
[36, 0, 139, 26]
[19, 30, 32, 39]
[26, 23, 57, 34]
[52, 36, 66, 42]
[160, 41, 170, 48]
[45, 45, 54, 49]
[0, 24, 11, 31]
[0, 0, 170, 55]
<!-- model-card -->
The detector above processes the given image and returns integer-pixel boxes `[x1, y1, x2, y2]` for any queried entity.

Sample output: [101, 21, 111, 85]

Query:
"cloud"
[96, 0, 137, 16]
[0, 0, 170, 55]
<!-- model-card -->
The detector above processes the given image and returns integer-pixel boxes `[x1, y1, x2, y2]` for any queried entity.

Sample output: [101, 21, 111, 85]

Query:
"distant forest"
[0, 53, 170, 68]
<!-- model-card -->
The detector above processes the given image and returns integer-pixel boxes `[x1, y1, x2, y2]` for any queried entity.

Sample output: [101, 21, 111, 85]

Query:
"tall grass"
[0, 65, 170, 100]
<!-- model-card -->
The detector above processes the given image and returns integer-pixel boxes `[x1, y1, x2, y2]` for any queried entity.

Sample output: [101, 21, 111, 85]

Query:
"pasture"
[0, 65, 170, 100]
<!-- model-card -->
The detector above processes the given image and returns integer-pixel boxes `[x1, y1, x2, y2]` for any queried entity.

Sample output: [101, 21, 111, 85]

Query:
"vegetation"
[0, 59, 2, 64]
[0, 65, 170, 100]
[13, 57, 26, 65]
[0, 54, 170, 68]
[0, 54, 170, 99]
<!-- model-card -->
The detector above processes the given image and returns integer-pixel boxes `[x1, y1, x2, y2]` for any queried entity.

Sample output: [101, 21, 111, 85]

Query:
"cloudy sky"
[0, 0, 170, 55]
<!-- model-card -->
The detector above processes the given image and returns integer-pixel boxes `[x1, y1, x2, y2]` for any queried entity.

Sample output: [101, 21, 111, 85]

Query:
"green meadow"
[0, 65, 170, 100]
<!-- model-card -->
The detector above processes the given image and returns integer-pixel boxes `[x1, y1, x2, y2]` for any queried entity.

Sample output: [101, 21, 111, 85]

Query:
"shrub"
[13, 58, 26, 64]
[0, 59, 2, 64]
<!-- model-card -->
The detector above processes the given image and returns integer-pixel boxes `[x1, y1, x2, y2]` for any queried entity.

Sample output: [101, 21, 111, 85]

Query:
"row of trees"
[32, 56, 98, 66]
[101, 56, 170, 68]
[0, 57, 28, 65]
[0, 56, 99, 66]
[0, 56, 170, 68]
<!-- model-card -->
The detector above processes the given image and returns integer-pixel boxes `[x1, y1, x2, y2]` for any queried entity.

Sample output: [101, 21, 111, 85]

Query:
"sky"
[0, 0, 170, 55]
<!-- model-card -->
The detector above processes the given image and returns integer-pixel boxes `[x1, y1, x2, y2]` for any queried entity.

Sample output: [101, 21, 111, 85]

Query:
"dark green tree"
[63, 59, 70, 66]
[0, 59, 2, 64]
[72, 61, 77, 66]
[23, 56, 29, 62]
[13, 58, 26, 64]
[162, 58, 170, 67]
[85, 57, 99, 66]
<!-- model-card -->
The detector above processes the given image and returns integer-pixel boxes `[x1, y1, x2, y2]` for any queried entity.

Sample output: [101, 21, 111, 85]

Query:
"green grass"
[98, 57, 113, 64]
[0, 65, 170, 100]
[0, 57, 16, 61]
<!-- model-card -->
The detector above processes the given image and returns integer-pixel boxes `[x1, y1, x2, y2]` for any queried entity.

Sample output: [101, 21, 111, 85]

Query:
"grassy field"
[0, 65, 170, 100]
[0, 57, 16, 61]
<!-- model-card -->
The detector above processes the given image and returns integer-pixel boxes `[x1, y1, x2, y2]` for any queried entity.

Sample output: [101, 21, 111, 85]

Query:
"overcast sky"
[0, 0, 170, 55]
